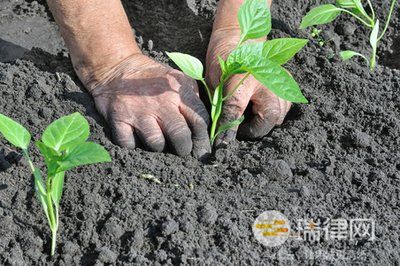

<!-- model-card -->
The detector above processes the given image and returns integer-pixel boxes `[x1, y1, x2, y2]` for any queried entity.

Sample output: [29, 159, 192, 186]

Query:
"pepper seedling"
[311, 28, 326, 47]
[300, 0, 398, 70]
[167, 0, 308, 145]
[0, 112, 111, 256]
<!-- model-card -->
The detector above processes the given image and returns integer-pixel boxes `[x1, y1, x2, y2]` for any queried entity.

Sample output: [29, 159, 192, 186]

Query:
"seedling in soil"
[167, 0, 308, 145]
[311, 28, 323, 39]
[300, 0, 398, 70]
[311, 28, 326, 47]
[0, 112, 111, 256]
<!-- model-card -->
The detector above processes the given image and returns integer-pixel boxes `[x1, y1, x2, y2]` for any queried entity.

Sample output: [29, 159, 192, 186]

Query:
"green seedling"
[167, 0, 308, 145]
[300, 0, 398, 70]
[311, 28, 326, 47]
[0, 112, 111, 256]
[311, 28, 323, 38]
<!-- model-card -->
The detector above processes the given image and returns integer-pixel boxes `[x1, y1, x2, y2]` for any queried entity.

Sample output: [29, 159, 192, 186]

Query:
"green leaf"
[51, 171, 65, 207]
[217, 56, 227, 74]
[352, 0, 369, 19]
[211, 85, 219, 120]
[225, 62, 248, 77]
[57, 142, 111, 172]
[0, 114, 31, 150]
[212, 116, 245, 144]
[227, 42, 264, 67]
[36, 141, 60, 159]
[42, 113, 89, 152]
[238, 0, 271, 43]
[36, 141, 61, 175]
[211, 84, 223, 121]
[340, 50, 369, 64]
[226, 44, 307, 103]
[37, 192, 51, 226]
[226, 43, 263, 76]
[247, 57, 308, 103]
[262, 38, 309, 65]
[33, 167, 46, 196]
[370, 20, 380, 51]
[336, 0, 356, 9]
[300, 4, 341, 29]
[227, 38, 308, 67]
[33, 167, 51, 225]
[166, 52, 204, 80]
[340, 50, 359, 60]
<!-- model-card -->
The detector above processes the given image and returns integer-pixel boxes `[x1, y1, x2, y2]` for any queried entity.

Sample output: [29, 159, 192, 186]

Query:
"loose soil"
[0, 0, 399, 265]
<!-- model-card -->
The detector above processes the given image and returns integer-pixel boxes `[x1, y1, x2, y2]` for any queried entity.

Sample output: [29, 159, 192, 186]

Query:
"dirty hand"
[88, 54, 210, 158]
[206, 0, 291, 146]
[47, 0, 210, 158]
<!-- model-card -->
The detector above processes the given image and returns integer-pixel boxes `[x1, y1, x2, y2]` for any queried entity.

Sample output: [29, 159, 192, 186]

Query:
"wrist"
[213, 0, 272, 32]
[76, 50, 143, 93]
[47, 0, 142, 91]
[83, 53, 159, 95]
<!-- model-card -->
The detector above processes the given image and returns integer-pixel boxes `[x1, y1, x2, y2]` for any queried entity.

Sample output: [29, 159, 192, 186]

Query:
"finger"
[135, 116, 166, 152]
[238, 88, 291, 139]
[214, 75, 253, 147]
[160, 112, 193, 156]
[238, 114, 275, 140]
[180, 97, 211, 160]
[111, 121, 136, 149]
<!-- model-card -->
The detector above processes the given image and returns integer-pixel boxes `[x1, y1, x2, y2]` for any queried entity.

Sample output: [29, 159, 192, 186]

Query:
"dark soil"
[1, 0, 400, 265]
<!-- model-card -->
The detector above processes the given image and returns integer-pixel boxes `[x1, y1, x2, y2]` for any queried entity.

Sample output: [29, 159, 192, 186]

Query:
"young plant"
[311, 28, 326, 47]
[300, 0, 398, 70]
[167, 0, 308, 145]
[0, 112, 111, 256]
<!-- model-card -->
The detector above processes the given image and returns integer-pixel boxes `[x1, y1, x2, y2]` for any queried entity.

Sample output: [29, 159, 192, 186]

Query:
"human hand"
[206, 28, 291, 147]
[87, 54, 211, 158]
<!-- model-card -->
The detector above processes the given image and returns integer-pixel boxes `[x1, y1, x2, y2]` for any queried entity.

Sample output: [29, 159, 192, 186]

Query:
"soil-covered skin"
[1, 0, 400, 265]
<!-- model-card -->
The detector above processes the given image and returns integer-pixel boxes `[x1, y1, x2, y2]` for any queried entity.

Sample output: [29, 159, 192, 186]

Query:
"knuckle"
[220, 103, 242, 122]
[224, 93, 244, 110]
[193, 105, 210, 127]
[169, 124, 191, 140]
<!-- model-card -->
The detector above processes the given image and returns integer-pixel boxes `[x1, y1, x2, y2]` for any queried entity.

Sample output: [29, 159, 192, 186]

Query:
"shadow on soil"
[0, 38, 29, 63]
[383, 35, 400, 70]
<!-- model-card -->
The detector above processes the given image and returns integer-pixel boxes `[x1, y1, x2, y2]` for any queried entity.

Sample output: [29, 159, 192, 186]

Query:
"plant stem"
[23, 149, 57, 255]
[367, 0, 376, 21]
[370, 46, 377, 70]
[352, 52, 370, 65]
[210, 88, 221, 143]
[51, 229, 57, 256]
[22, 149, 35, 173]
[222, 72, 251, 101]
[200, 79, 213, 103]
[237, 35, 245, 48]
[209, 72, 251, 144]
[338, 8, 374, 28]
[378, 0, 398, 41]
[210, 117, 218, 145]
[46, 175, 57, 256]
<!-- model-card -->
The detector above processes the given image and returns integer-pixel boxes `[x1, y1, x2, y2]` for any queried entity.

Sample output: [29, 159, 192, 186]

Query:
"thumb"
[237, 87, 291, 140]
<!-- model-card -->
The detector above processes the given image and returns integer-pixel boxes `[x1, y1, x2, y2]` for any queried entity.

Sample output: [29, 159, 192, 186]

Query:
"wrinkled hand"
[87, 54, 210, 158]
[206, 28, 291, 146]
